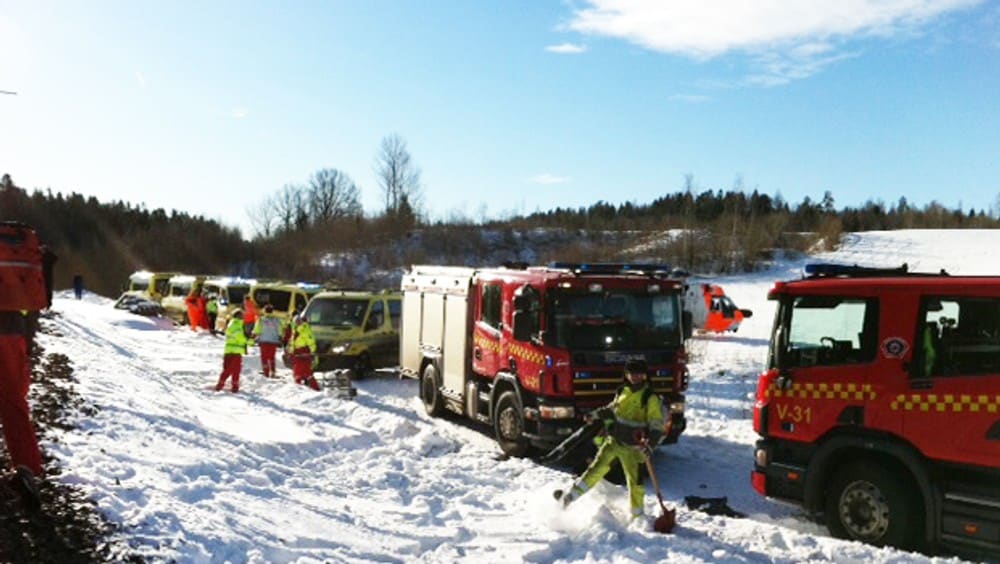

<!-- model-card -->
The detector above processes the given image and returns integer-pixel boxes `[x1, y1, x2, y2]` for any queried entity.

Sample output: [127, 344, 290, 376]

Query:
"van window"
[294, 293, 309, 314]
[365, 301, 384, 331]
[307, 297, 367, 327]
[389, 299, 401, 330]
[255, 289, 292, 312]
[154, 279, 171, 296]
[228, 287, 249, 304]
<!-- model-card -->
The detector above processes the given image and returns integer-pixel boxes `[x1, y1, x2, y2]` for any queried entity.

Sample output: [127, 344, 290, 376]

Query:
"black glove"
[637, 442, 653, 458]
[647, 428, 663, 446]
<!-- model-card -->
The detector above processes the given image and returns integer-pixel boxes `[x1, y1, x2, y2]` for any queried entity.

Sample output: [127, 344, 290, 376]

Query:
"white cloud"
[231, 107, 249, 119]
[546, 42, 588, 54]
[528, 173, 571, 185]
[567, 0, 982, 82]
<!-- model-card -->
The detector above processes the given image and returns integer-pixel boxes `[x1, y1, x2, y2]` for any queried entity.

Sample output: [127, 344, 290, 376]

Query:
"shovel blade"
[653, 507, 676, 534]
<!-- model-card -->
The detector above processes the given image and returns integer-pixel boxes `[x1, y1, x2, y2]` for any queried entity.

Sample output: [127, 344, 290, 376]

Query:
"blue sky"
[1, 1, 998, 236]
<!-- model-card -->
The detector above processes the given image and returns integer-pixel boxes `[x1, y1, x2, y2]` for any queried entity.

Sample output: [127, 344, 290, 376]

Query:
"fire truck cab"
[753, 263, 1000, 557]
[401, 263, 689, 457]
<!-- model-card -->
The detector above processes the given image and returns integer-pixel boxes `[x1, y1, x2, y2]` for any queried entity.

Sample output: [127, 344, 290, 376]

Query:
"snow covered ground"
[36, 230, 994, 563]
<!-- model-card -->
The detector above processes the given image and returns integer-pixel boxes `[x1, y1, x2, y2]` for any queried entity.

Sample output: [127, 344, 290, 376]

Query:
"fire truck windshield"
[546, 290, 681, 350]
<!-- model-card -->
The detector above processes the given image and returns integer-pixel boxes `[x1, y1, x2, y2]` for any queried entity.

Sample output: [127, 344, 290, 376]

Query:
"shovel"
[644, 450, 676, 534]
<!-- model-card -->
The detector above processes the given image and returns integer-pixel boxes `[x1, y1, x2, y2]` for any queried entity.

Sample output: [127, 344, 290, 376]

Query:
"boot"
[10, 465, 40, 511]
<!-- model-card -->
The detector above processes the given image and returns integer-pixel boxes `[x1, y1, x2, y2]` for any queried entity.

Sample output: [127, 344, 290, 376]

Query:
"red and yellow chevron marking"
[473, 334, 501, 353]
[508, 342, 545, 365]
[767, 382, 875, 401]
[890, 393, 1000, 413]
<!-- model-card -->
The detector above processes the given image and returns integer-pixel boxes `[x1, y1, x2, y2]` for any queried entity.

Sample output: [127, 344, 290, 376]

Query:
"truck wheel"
[494, 391, 530, 458]
[353, 353, 373, 380]
[420, 363, 445, 417]
[825, 460, 921, 550]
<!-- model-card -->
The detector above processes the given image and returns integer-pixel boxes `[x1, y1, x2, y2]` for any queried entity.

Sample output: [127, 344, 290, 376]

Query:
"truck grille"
[573, 371, 675, 397]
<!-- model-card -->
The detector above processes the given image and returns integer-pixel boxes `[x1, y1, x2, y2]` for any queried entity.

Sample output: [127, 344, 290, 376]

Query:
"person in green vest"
[206, 295, 219, 333]
[554, 359, 666, 521]
[215, 310, 248, 393]
[289, 313, 320, 391]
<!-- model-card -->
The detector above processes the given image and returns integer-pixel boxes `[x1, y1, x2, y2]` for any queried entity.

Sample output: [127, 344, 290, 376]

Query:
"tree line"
[3, 147, 999, 298]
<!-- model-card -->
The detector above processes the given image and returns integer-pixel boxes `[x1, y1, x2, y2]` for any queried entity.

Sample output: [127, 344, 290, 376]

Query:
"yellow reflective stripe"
[767, 382, 876, 401]
[890, 393, 1000, 412]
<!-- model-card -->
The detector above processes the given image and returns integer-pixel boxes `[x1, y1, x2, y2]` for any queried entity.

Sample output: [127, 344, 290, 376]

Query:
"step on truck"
[400, 263, 688, 457]
[752, 263, 1000, 558]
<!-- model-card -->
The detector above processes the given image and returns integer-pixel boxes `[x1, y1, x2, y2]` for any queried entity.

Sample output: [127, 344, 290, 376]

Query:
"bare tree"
[273, 183, 308, 233]
[374, 133, 422, 218]
[247, 195, 279, 239]
[307, 168, 363, 222]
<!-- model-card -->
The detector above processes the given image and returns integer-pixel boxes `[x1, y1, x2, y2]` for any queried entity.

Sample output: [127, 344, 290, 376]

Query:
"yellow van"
[250, 282, 324, 323]
[160, 274, 206, 325]
[202, 276, 256, 332]
[288, 290, 402, 377]
[121, 271, 179, 302]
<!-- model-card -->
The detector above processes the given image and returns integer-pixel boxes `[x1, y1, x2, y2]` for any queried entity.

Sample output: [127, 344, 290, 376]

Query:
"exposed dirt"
[0, 313, 142, 563]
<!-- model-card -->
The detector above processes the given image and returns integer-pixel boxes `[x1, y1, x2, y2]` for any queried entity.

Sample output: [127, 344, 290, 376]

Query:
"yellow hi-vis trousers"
[569, 439, 646, 516]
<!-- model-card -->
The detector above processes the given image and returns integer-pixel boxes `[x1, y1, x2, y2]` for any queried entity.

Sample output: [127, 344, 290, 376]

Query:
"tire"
[420, 363, 445, 417]
[353, 353, 373, 380]
[825, 460, 922, 550]
[494, 391, 530, 458]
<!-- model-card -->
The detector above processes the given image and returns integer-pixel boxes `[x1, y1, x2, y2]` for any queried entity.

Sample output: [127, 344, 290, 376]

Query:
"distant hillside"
[3, 173, 997, 297]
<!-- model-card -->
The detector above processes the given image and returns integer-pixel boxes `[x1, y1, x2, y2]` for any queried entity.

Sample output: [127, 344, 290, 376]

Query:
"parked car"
[283, 289, 401, 377]
[113, 293, 165, 317]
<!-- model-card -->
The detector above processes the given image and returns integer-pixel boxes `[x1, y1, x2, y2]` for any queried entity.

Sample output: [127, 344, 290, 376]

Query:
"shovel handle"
[644, 454, 669, 510]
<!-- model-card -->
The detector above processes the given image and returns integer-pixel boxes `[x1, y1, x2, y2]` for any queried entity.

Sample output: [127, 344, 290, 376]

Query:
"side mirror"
[512, 311, 532, 342]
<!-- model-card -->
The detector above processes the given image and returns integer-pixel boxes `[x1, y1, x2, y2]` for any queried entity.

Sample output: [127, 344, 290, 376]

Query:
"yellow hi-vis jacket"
[291, 321, 316, 354]
[604, 384, 667, 445]
[224, 319, 248, 355]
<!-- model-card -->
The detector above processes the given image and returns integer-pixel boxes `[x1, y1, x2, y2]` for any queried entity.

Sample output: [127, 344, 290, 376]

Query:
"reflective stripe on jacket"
[609, 385, 666, 445]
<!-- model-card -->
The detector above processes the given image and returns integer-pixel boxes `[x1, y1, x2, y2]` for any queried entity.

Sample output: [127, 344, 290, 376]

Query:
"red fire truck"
[400, 263, 688, 457]
[752, 263, 1000, 557]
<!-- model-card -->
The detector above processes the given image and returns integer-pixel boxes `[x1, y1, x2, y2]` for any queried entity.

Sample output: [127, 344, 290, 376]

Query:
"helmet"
[624, 359, 648, 377]
[231, 309, 244, 318]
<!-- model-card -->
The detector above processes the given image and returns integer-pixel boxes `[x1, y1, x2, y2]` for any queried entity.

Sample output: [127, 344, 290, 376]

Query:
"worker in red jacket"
[185, 288, 203, 331]
[243, 295, 258, 338]
[0, 312, 44, 507]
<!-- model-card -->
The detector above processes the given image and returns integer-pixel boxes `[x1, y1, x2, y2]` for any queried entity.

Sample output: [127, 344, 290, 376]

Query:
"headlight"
[539, 405, 575, 419]
[331, 343, 352, 354]
[669, 401, 685, 413]
[755, 446, 770, 467]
